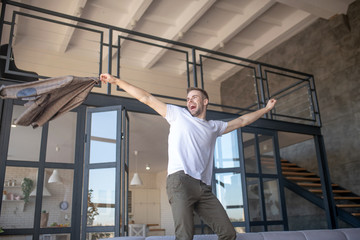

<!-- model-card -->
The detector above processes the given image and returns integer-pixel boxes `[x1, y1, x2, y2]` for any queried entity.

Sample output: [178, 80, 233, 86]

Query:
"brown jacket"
[0, 75, 99, 128]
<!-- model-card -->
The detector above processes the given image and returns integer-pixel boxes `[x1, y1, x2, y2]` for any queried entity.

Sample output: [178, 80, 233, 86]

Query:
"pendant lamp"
[48, 169, 62, 184]
[130, 150, 143, 186]
[30, 185, 52, 196]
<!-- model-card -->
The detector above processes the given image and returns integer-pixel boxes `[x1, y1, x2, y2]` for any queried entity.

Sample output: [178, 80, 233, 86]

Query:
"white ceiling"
[2, 0, 354, 174]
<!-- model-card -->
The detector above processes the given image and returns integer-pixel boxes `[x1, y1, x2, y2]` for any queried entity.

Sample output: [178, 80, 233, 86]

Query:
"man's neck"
[196, 111, 207, 120]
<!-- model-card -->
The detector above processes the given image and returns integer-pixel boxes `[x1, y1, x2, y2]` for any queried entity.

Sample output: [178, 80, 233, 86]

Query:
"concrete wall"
[222, 0, 360, 195]
[221, 0, 360, 230]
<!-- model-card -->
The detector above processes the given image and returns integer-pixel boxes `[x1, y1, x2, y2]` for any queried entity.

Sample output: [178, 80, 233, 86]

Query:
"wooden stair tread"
[282, 172, 316, 176]
[283, 160, 359, 205]
[282, 167, 307, 171]
[281, 163, 297, 166]
[334, 196, 360, 200]
[297, 183, 338, 187]
[333, 190, 352, 193]
[336, 204, 360, 208]
[309, 189, 351, 193]
[147, 224, 159, 227]
[149, 228, 165, 232]
[352, 213, 360, 216]
[286, 177, 321, 181]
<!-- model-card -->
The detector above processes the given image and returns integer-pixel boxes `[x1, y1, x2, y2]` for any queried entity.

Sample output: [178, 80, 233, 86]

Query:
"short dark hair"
[186, 87, 209, 100]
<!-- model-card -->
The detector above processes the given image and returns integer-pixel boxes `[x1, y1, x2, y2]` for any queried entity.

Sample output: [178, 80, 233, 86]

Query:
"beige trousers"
[166, 171, 236, 240]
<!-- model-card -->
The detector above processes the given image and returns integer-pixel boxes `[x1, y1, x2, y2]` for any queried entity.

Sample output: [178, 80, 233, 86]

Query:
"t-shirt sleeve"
[165, 104, 178, 123]
[217, 120, 228, 136]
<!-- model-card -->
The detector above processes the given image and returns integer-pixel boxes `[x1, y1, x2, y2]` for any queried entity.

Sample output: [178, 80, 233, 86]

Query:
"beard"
[188, 105, 202, 117]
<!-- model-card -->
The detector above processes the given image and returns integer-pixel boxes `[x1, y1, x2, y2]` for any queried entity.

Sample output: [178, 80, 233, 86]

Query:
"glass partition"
[263, 178, 281, 221]
[40, 168, 74, 228]
[243, 133, 258, 174]
[89, 111, 118, 164]
[246, 177, 262, 222]
[0, 167, 38, 229]
[214, 130, 240, 168]
[259, 134, 277, 175]
[46, 112, 77, 164]
[7, 105, 42, 162]
[215, 172, 244, 222]
[87, 168, 116, 226]
[285, 188, 328, 230]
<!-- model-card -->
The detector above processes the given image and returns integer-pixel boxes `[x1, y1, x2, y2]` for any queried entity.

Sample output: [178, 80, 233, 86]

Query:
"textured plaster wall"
[222, 0, 360, 195]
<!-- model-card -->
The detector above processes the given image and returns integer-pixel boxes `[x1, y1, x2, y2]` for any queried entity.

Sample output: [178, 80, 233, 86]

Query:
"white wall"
[156, 170, 175, 236]
[129, 171, 175, 235]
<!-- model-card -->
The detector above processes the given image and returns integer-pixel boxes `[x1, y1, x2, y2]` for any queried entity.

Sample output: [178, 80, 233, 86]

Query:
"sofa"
[100, 228, 360, 240]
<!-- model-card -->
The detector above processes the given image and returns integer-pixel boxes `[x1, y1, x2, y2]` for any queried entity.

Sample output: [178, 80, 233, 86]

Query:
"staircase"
[280, 159, 360, 226]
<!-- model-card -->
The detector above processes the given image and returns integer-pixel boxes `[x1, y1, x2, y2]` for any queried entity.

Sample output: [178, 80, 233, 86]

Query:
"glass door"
[241, 127, 288, 232]
[213, 130, 245, 233]
[214, 127, 288, 233]
[82, 106, 129, 239]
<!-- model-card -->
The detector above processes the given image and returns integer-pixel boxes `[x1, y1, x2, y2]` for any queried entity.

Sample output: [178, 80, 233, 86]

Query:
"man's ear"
[203, 98, 209, 106]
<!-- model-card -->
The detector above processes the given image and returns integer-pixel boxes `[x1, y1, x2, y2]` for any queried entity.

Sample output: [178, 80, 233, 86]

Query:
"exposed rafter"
[141, 0, 216, 69]
[58, 0, 88, 53]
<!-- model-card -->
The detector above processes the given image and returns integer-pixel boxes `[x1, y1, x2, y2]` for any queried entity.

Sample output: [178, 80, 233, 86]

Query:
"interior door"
[241, 127, 288, 232]
[82, 105, 129, 239]
[214, 127, 288, 233]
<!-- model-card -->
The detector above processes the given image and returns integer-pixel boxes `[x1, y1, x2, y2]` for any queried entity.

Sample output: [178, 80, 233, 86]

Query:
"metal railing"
[0, 0, 321, 126]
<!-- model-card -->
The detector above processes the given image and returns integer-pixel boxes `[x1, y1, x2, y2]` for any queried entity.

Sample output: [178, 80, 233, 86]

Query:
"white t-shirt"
[165, 104, 227, 185]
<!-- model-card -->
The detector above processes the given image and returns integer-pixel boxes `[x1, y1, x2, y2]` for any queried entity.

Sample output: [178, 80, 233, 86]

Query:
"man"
[100, 73, 276, 240]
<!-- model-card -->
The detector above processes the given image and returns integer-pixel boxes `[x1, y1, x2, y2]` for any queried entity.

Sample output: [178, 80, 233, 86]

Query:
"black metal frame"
[0, 0, 351, 236]
[82, 105, 129, 238]
[0, 99, 85, 239]
[0, 0, 321, 127]
[240, 127, 289, 231]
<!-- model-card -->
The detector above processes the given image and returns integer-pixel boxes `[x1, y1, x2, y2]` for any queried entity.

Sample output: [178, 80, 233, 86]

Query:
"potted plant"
[21, 178, 33, 204]
[41, 210, 49, 228]
[0, 226, 4, 233]
[87, 189, 99, 225]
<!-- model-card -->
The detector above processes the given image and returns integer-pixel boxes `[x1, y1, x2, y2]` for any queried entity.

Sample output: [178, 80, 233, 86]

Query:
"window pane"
[278, 132, 318, 175]
[1, 167, 38, 228]
[0, 236, 32, 240]
[263, 178, 282, 221]
[46, 111, 77, 163]
[259, 134, 277, 174]
[243, 133, 258, 173]
[214, 131, 240, 168]
[247, 177, 262, 221]
[40, 234, 70, 240]
[251, 225, 264, 232]
[91, 111, 117, 139]
[285, 188, 328, 230]
[234, 227, 246, 233]
[215, 172, 244, 222]
[89, 140, 116, 164]
[41, 169, 73, 228]
[8, 105, 42, 161]
[86, 232, 114, 240]
[88, 168, 115, 226]
[268, 225, 284, 231]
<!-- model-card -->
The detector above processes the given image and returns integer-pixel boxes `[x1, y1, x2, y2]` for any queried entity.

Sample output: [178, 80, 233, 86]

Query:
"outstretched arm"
[223, 99, 277, 134]
[100, 73, 167, 117]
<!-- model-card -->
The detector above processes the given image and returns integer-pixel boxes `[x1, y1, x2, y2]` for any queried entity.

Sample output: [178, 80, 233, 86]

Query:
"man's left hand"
[266, 99, 277, 111]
